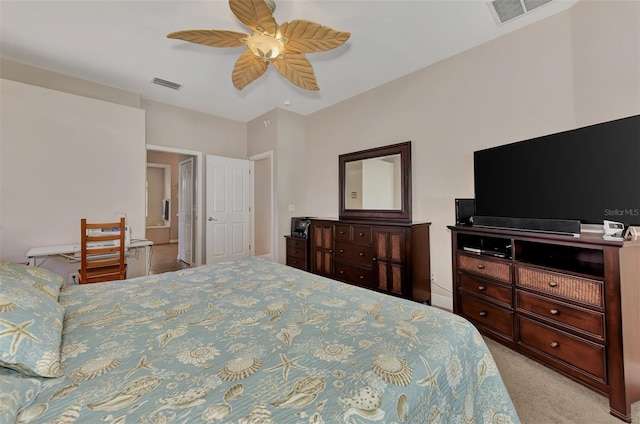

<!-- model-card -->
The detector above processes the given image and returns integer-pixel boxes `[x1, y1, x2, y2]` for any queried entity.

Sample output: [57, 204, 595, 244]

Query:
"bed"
[1, 258, 520, 423]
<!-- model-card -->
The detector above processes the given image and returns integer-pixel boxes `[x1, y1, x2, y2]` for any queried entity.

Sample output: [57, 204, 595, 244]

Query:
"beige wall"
[142, 99, 247, 159]
[247, 112, 279, 260]
[304, 2, 639, 307]
[247, 108, 307, 263]
[1, 58, 249, 267]
[0, 78, 146, 281]
[0, 58, 141, 108]
[571, 0, 640, 125]
[274, 110, 307, 264]
[254, 157, 271, 256]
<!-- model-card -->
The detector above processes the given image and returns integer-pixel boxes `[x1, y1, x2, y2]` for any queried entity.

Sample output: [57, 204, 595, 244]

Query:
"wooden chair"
[78, 218, 127, 284]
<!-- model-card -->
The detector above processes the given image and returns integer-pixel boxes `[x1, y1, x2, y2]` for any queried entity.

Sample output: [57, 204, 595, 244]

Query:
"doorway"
[249, 151, 275, 260]
[146, 145, 203, 267]
[178, 158, 194, 264]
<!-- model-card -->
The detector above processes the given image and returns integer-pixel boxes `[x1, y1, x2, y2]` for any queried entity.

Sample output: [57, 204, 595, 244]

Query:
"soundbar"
[473, 216, 581, 236]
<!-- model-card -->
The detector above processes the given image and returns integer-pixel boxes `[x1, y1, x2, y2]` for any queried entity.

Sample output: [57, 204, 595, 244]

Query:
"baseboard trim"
[431, 293, 453, 312]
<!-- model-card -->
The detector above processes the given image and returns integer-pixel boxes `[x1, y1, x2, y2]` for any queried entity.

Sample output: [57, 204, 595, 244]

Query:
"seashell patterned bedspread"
[19, 257, 520, 423]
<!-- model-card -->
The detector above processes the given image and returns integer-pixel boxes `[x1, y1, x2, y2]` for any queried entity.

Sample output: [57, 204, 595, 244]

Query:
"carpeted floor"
[485, 337, 639, 424]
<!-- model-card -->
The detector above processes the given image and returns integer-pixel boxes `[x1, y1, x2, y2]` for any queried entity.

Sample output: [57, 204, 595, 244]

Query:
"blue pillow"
[0, 369, 41, 424]
[0, 262, 64, 301]
[0, 276, 64, 378]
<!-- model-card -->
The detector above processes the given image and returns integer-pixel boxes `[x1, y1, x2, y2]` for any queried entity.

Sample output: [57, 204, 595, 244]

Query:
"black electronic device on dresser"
[290, 217, 313, 239]
[285, 217, 313, 271]
[455, 198, 475, 226]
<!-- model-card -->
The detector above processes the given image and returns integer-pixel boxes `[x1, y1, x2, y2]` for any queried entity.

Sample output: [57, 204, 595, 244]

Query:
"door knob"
[208, 216, 217, 221]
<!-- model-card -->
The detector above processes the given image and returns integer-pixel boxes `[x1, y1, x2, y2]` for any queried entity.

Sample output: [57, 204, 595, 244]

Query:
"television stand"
[448, 225, 640, 422]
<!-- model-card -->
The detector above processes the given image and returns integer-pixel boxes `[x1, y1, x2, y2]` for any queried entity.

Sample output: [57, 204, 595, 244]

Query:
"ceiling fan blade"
[167, 29, 249, 48]
[279, 20, 350, 53]
[229, 0, 277, 35]
[232, 49, 269, 90]
[272, 53, 319, 91]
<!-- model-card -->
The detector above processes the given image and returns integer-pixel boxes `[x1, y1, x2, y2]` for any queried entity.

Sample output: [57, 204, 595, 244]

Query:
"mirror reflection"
[345, 154, 402, 210]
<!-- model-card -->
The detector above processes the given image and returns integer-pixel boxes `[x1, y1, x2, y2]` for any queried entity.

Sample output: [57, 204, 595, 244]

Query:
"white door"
[178, 158, 194, 264]
[205, 155, 253, 264]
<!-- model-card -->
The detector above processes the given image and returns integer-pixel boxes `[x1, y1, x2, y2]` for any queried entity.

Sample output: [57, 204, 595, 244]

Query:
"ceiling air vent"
[489, 0, 554, 25]
[152, 77, 182, 90]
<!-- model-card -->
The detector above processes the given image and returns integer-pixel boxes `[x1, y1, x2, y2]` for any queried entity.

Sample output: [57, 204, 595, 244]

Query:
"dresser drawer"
[335, 242, 373, 266]
[286, 237, 308, 250]
[458, 254, 511, 283]
[335, 263, 373, 288]
[458, 273, 512, 306]
[518, 316, 606, 381]
[459, 295, 513, 338]
[287, 246, 306, 260]
[351, 226, 372, 244]
[516, 266, 603, 307]
[334, 224, 351, 240]
[286, 256, 307, 271]
[334, 224, 373, 243]
[517, 290, 604, 340]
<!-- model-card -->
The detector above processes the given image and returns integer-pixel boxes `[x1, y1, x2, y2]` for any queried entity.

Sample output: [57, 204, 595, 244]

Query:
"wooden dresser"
[284, 236, 309, 271]
[310, 218, 431, 304]
[449, 225, 640, 422]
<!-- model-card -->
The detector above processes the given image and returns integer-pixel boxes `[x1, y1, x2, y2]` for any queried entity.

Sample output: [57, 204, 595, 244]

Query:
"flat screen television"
[473, 114, 640, 234]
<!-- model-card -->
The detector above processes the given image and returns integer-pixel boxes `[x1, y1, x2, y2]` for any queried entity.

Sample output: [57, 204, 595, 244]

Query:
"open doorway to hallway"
[146, 145, 203, 271]
[250, 151, 275, 260]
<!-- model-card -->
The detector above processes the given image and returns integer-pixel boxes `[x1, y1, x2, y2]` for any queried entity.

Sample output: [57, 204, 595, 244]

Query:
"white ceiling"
[0, 0, 578, 123]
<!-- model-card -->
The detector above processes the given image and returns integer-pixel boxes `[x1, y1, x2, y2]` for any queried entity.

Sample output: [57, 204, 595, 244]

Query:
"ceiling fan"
[167, 0, 351, 91]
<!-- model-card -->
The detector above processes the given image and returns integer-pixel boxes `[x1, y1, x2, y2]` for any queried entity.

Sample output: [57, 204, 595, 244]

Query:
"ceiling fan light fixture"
[167, 0, 350, 91]
[247, 33, 284, 61]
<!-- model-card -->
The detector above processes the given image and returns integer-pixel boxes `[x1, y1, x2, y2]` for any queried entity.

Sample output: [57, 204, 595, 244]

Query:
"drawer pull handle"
[359, 232, 365, 236]
[359, 275, 365, 279]
[548, 281, 558, 288]
[477, 264, 485, 269]
[550, 341, 559, 348]
[339, 270, 345, 274]
[478, 285, 486, 291]
[339, 231, 345, 235]
[372, 258, 377, 262]
[359, 252, 365, 256]
[550, 309, 559, 315]
[339, 249, 345, 253]
[479, 311, 487, 317]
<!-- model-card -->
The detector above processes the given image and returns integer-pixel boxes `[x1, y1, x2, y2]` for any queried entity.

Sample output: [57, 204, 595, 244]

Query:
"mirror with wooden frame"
[339, 141, 411, 222]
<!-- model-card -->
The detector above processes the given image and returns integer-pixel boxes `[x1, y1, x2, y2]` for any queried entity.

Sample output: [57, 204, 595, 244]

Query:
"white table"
[27, 239, 154, 276]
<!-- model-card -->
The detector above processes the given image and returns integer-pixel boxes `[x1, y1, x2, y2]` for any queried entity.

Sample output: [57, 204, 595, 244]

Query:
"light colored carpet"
[485, 337, 639, 423]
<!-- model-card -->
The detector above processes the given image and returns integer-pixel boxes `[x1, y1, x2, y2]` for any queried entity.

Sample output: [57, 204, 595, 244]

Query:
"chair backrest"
[79, 217, 126, 284]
